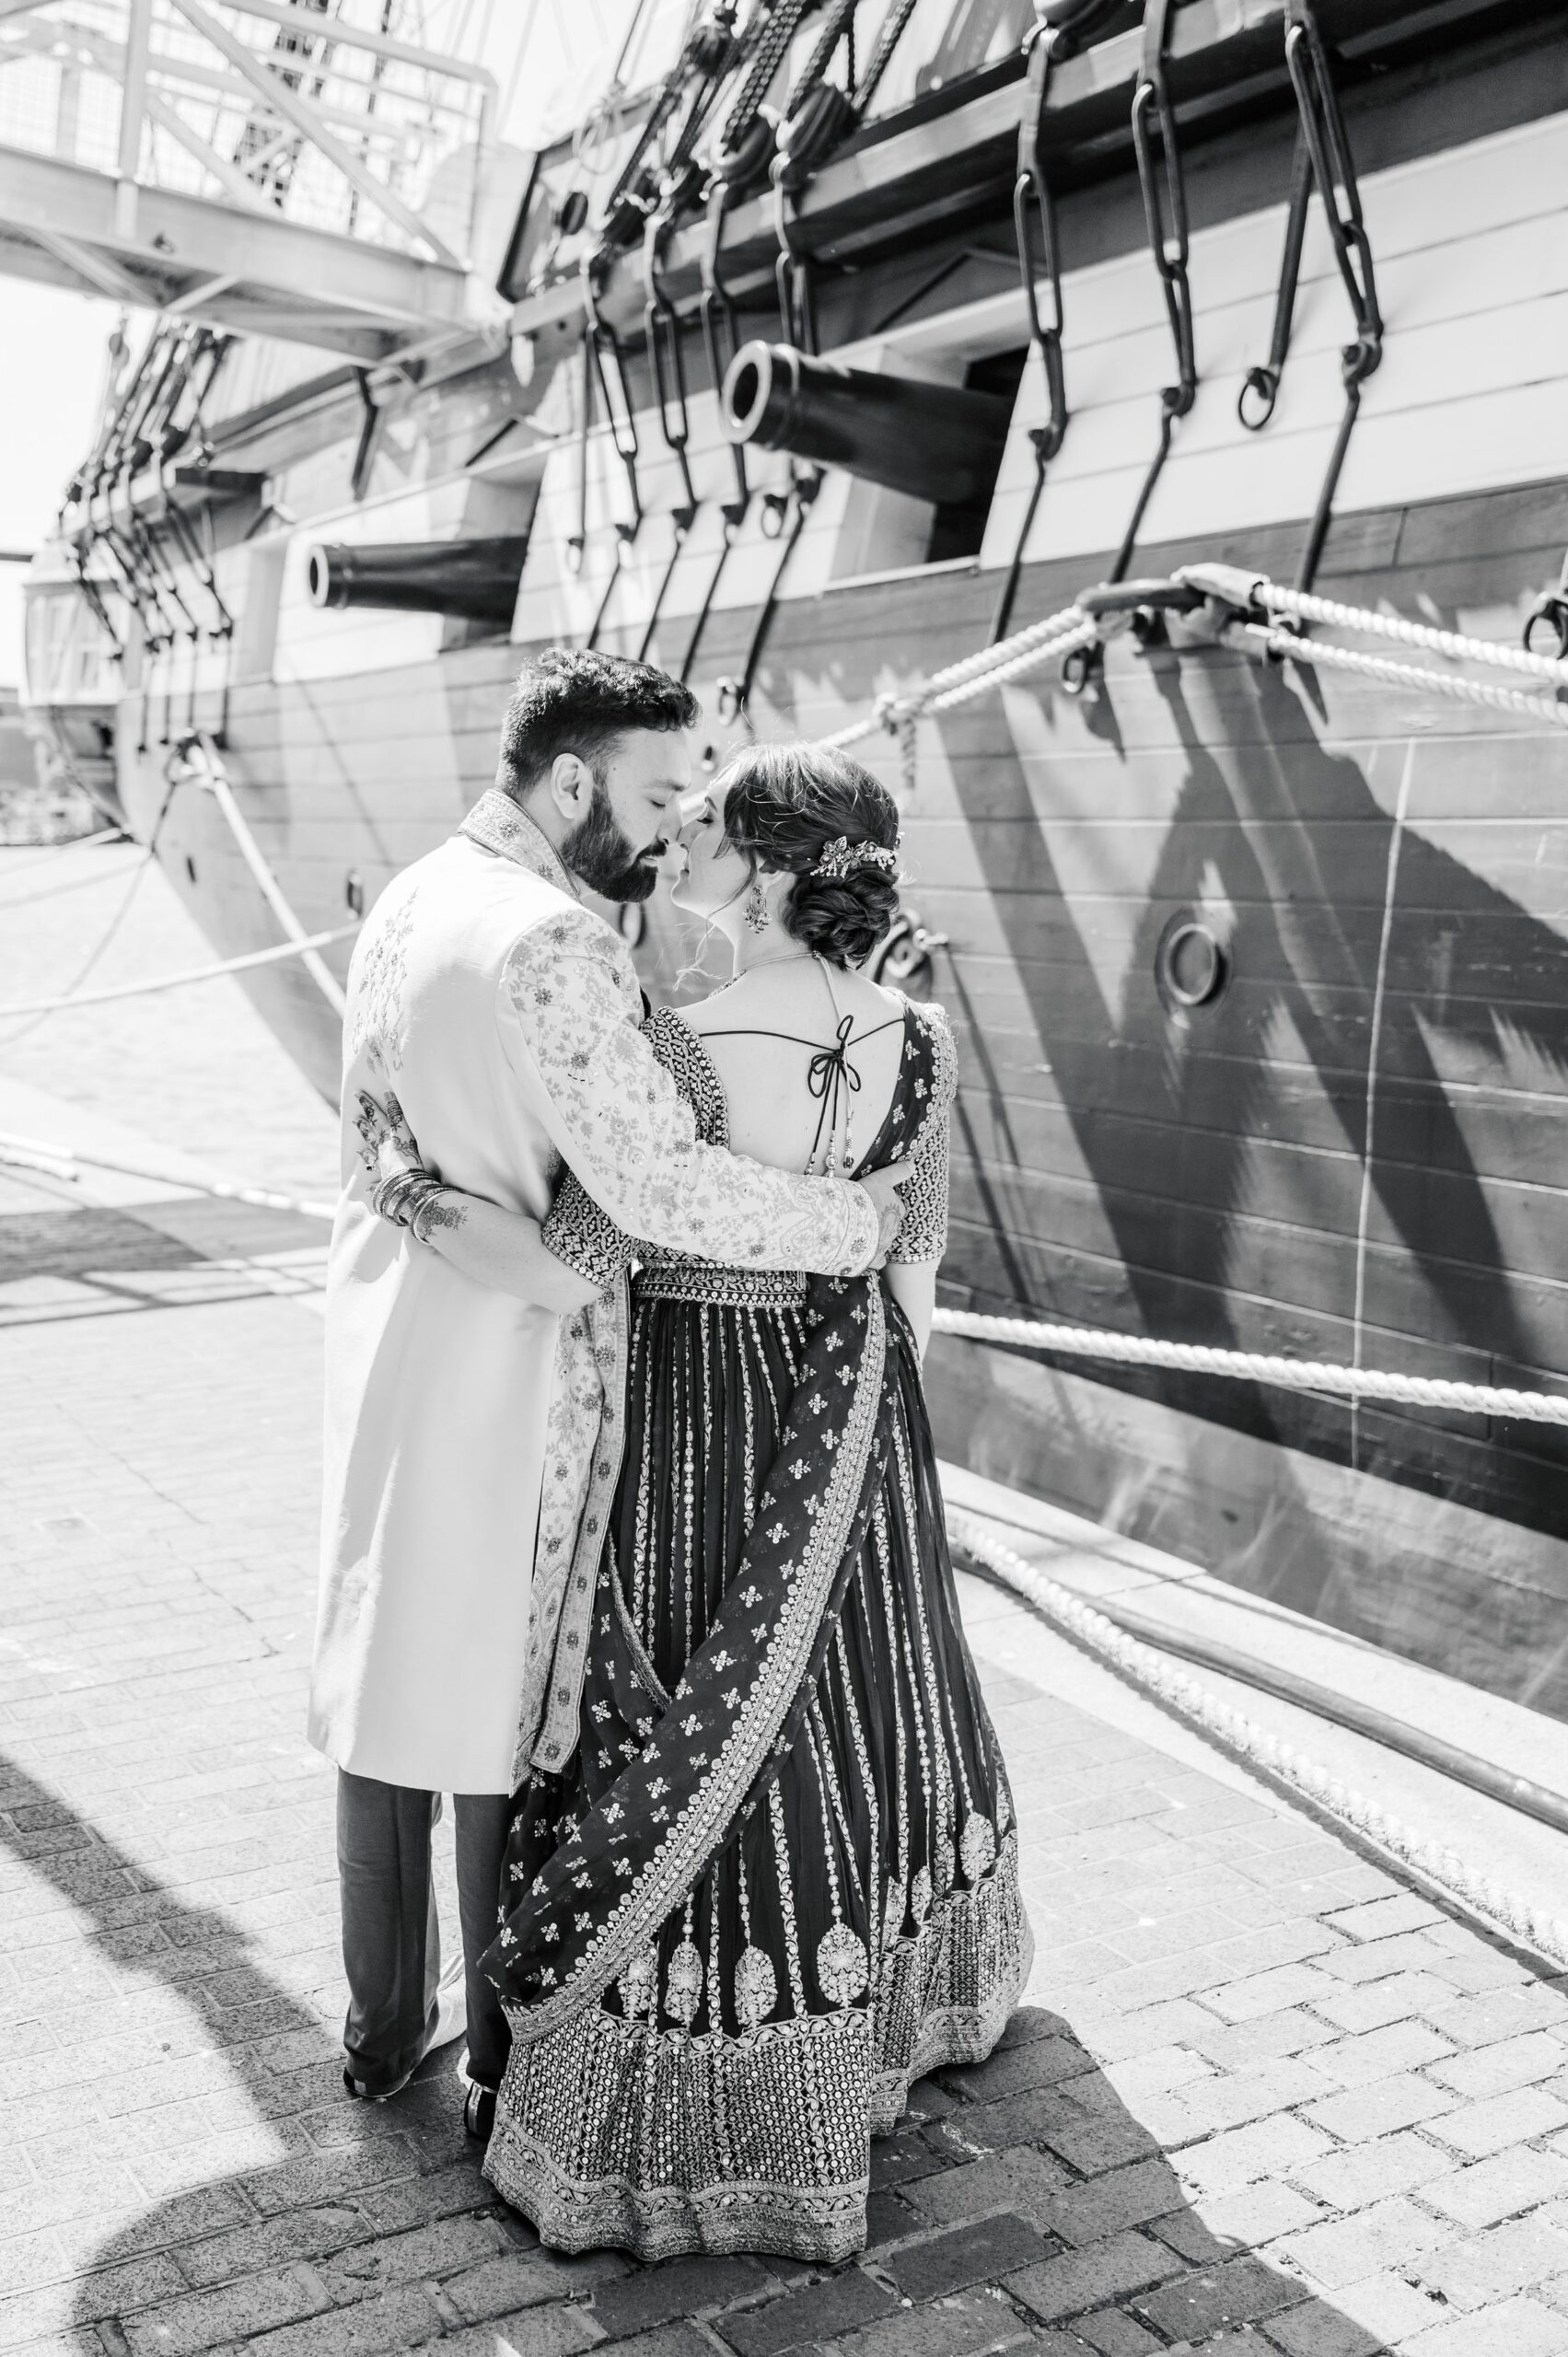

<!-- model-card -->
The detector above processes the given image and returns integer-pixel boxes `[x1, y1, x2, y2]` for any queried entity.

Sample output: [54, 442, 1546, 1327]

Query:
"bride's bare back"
[682, 957, 910, 1179]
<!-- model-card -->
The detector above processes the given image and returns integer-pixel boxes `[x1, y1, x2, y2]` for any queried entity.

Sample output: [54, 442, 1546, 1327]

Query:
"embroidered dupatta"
[485, 1261, 896, 2034]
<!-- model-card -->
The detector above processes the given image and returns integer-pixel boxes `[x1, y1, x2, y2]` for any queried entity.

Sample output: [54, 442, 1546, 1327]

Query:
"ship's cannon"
[306, 537, 529, 626]
[720, 343, 1012, 511]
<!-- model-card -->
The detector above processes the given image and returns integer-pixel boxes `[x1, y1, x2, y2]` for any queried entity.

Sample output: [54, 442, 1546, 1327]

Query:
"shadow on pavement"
[0, 1751, 1400, 2353]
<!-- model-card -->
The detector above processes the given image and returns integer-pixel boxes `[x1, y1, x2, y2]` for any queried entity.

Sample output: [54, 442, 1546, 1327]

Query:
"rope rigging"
[819, 556, 1568, 756]
[553, 0, 943, 666]
[708, 0, 830, 196]
[729, 0, 957, 711]
[55, 323, 239, 750]
[593, 0, 748, 257]
[951, 1514, 1568, 1971]
[931, 1309, 1568, 1427]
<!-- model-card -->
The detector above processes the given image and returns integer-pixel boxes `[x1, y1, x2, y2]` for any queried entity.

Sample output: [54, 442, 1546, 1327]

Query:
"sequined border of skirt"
[483, 1836, 1031, 2263]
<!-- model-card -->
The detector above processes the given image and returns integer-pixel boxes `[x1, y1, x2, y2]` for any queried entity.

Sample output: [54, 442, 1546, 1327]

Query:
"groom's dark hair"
[500, 648, 699, 793]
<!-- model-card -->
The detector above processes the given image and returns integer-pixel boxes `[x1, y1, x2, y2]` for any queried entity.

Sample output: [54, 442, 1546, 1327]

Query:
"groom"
[309, 648, 909, 2123]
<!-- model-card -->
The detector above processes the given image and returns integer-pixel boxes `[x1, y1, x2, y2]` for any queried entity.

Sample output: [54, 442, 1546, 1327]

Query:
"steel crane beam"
[0, 144, 471, 358]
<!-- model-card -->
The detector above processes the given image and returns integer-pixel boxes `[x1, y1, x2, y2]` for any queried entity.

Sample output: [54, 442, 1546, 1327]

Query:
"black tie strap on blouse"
[702, 1011, 903, 1176]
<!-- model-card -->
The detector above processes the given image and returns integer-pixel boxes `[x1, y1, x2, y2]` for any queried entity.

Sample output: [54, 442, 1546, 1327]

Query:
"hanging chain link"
[1279, 0, 1383, 592]
[1116, 0, 1198, 589]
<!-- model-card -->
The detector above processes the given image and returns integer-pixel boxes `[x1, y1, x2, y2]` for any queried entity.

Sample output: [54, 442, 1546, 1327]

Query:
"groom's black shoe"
[462, 2081, 496, 2142]
[343, 2062, 414, 2103]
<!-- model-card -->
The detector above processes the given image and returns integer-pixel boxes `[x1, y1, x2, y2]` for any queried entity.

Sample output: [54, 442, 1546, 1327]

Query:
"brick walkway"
[4, 1180, 1568, 2357]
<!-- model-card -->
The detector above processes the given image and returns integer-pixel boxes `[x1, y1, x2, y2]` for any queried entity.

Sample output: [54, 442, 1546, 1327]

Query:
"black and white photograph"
[2, 3, 1567, 2352]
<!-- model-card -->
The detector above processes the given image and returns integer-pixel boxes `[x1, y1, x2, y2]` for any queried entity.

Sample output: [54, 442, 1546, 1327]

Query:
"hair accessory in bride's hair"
[811, 835, 900, 882]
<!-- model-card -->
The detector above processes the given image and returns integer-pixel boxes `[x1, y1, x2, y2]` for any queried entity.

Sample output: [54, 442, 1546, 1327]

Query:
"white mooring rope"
[949, 1508, 1568, 1970]
[929, 1307, 1568, 1425]
[817, 603, 1092, 750]
[1227, 621, 1568, 731]
[1249, 578, 1568, 688]
[0, 1130, 336, 1222]
[0, 924, 360, 1019]
[173, 733, 350, 1017]
[812, 566, 1568, 761]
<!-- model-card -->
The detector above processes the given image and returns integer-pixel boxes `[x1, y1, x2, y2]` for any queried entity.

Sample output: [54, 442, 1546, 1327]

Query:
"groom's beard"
[563, 777, 662, 903]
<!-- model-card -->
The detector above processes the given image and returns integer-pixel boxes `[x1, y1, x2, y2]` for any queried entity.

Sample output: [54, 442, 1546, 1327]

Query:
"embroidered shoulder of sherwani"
[312, 786, 882, 1803]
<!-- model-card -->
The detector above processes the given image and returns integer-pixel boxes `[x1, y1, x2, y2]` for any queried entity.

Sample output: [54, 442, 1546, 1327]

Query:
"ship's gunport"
[720, 342, 1013, 516]
[307, 537, 530, 628]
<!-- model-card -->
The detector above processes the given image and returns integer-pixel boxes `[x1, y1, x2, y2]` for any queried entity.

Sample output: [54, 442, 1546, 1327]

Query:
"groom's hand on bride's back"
[856, 1161, 913, 1269]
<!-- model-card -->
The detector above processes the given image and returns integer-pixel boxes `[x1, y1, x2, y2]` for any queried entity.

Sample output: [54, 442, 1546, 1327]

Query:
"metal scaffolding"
[0, 0, 498, 356]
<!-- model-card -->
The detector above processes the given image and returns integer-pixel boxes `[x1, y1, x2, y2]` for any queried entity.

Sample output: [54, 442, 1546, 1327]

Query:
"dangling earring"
[744, 880, 770, 935]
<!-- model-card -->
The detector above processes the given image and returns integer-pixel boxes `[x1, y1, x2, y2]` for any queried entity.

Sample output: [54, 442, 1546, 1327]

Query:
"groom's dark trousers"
[336, 1771, 512, 2097]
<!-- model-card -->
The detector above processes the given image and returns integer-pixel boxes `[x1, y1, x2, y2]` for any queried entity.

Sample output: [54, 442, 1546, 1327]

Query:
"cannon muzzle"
[307, 536, 528, 625]
[720, 343, 1012, 511]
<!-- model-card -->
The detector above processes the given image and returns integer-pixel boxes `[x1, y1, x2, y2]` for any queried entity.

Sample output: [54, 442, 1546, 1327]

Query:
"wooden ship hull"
[23, 0, 1568, 1721]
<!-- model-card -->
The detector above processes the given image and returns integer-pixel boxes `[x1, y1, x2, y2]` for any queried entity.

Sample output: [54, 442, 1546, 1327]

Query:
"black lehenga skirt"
[482, 1263, 1030, 2263]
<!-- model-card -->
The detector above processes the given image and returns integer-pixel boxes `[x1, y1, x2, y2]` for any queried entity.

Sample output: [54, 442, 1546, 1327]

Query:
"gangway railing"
[0, 0, 498, 357]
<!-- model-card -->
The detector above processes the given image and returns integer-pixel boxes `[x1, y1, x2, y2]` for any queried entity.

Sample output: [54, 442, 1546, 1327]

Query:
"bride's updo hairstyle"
[719, 741, 900, 970]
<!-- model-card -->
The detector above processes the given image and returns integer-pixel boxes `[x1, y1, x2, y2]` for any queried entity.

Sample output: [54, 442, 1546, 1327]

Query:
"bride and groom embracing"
[308, 646, 1030, 2263]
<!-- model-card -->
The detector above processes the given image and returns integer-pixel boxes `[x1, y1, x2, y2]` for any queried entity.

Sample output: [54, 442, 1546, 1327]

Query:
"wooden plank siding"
[116, 459, 1568, 1550]
[99, 79, 1568, 1699]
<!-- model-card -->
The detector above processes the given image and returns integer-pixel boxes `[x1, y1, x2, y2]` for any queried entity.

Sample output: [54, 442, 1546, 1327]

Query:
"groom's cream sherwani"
[309, 790, 877, 1795]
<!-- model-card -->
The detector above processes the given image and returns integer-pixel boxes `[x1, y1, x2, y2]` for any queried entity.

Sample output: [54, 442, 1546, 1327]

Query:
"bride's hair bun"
[718, 742, 900, 970]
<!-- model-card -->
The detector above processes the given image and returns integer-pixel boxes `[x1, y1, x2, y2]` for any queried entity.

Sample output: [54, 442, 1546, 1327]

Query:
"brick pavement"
[4, 1186, 1568, 2357]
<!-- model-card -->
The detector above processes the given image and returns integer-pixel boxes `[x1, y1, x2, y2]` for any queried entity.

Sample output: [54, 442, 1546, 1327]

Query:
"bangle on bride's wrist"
[374, 1167, 429, 1225]
[399, 1177, 444, 1236]
[409, 1187, 452, 1246]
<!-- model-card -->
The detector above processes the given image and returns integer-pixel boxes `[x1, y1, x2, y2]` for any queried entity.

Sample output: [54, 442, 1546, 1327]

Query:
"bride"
[355, 739, 1028, 2263]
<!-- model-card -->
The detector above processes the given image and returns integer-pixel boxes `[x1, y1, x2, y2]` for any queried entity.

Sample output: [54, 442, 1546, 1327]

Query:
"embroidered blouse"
[496, 911, 880, 1278]
[543, 995, 957, 1284]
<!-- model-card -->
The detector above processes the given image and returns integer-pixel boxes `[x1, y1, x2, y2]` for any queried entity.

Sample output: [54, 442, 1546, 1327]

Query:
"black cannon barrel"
[720, 343, 1012, 511]
[307, 536, 529, 625]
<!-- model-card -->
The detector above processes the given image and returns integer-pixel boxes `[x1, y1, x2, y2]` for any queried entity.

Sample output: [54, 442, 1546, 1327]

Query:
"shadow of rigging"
[928, 638, 1568, 1544]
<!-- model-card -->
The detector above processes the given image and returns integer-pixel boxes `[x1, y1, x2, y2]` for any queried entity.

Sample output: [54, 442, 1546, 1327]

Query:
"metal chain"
[992, 21, 1071, 644]
[1115, 0, 1197, 586]
[1238, 132, 1312, 431]
[1281, 0, 1382, 593]
[948, 1511, 1568, 1969]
